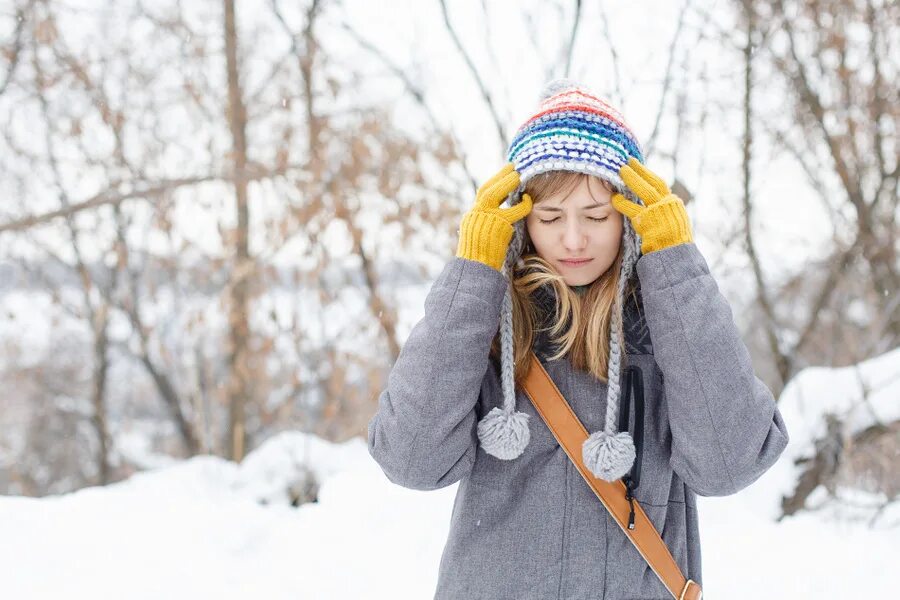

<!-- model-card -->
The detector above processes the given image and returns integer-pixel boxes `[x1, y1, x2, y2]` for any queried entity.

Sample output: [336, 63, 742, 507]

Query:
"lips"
[560, 258, 593, 267]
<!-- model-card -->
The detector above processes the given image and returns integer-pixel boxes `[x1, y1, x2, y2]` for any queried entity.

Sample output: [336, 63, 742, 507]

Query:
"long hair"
[489, 170, 639, 385]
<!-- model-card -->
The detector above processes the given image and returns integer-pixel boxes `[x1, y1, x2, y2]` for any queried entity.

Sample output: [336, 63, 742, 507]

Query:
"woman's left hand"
[611, 157, 694, 254]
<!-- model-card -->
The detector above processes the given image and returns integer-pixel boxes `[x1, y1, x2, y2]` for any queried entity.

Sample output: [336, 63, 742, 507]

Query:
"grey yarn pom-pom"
[578, 219, 641, 483]
[540, 77, 578, 101]
[477, 406, 531, 460]
[476, 229, 531, 461]
[582, 430, 636, 481]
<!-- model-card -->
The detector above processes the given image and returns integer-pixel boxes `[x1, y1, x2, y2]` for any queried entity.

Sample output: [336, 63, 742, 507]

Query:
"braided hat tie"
[475, 77, 646, 482]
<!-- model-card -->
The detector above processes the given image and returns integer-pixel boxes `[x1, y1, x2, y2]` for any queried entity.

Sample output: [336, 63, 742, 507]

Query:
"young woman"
[367, 79, 789, 599]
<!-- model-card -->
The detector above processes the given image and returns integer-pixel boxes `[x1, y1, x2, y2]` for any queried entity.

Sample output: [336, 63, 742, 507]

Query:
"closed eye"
[538, 216, 608, 224]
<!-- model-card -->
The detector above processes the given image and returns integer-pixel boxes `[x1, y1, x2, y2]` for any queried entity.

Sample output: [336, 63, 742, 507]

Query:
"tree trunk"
[224, 0, 252, 461]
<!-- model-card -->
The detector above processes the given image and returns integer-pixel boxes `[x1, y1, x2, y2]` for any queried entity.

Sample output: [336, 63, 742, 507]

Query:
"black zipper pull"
[625, 484, 636, 530]
[624, 475, 636, 530]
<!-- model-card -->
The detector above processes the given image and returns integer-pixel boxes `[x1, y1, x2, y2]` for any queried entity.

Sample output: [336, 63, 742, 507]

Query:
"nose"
[562, 218, 587, 252]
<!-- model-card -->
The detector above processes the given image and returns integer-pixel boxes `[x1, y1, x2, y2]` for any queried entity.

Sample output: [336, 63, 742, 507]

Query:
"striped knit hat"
[475, 77, 646, 482]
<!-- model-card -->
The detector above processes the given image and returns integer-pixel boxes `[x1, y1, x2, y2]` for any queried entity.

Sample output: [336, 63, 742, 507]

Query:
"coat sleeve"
[636, 242, 790, 497]
[366, 256, 508, 491]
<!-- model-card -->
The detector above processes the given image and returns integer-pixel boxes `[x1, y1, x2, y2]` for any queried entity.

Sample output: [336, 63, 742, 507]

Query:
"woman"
[367, 78, 789, 599]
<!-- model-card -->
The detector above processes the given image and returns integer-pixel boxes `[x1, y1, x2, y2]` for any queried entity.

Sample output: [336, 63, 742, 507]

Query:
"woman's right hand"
[455, 162, 533, 272]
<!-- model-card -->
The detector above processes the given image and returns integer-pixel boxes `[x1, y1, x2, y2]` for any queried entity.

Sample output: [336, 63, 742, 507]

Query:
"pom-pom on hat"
[475, 77, 647, 482]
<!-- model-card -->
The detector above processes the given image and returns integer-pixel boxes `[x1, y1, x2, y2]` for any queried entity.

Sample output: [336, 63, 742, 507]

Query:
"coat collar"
[529, 276, 653, 358]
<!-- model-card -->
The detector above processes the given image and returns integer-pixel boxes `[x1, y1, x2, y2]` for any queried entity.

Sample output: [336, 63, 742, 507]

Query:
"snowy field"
[3, 347, 899, 599]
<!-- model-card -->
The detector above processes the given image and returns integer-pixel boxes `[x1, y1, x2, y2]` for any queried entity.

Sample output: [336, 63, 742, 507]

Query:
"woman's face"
[525, 175, 623, 286]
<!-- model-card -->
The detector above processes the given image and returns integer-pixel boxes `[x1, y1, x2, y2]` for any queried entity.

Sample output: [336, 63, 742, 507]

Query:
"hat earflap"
[476, 219, 531, 460]
[582, 216, 641, 481]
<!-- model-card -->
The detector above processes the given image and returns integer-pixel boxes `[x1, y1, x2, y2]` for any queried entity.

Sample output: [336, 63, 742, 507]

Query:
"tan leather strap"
[521, 352, 703, 600]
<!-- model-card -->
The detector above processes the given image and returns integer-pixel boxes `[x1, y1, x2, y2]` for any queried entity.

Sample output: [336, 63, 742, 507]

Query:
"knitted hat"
[475, 77, 646, 483]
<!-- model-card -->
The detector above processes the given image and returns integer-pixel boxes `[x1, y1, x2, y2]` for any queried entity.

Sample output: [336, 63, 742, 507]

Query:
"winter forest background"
[1, 0, 898, 597]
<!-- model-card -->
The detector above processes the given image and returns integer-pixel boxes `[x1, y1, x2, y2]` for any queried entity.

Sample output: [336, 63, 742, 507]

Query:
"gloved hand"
[612, 157, 694, 254]
[456, 162, 533, 271]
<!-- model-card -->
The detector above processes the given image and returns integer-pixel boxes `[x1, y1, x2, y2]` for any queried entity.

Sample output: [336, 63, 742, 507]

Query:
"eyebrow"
[535, 201, 609, 212]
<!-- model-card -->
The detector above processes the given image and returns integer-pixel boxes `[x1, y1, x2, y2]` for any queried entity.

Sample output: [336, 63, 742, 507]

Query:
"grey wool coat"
[367, 242, 790, 599]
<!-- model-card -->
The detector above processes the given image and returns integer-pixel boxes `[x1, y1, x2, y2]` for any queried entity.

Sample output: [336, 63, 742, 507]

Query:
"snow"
[745, 345, 900, 520]
[3, 385, 899, 599]
[698, 489, 899, 598]
[780, 346, 900, 449]
[0, 434, 451, 599]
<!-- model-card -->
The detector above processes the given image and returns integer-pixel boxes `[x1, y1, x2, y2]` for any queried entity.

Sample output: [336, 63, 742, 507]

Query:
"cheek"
[604, 214, 624, 239]
[592, 218, 624, 250]
[524, 220, 547, 249]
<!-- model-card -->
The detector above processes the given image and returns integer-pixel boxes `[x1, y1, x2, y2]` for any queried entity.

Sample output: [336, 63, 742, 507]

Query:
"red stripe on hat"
[522, 90, 633, 132]
[553, 89, 622, 113]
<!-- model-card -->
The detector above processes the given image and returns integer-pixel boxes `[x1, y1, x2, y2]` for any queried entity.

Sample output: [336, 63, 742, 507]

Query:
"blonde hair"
[489, 170, 639, 386]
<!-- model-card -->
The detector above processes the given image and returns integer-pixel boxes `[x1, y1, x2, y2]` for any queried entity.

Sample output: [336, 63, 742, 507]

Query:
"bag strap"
[521, 351, 703, 600]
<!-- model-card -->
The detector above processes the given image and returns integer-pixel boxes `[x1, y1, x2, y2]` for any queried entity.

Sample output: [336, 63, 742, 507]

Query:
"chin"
[559, 263, 609, 286]
[563, 273, 600, 286]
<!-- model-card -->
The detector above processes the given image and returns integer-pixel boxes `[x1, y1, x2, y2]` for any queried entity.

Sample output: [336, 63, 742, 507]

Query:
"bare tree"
[29, 13, 113, 484]
[737, 1, 792, 389]
[222, 0, 253, 461]
[1, 0, 476, 494]
[760, 0, 898, 355]
[733, 0, 899, 519]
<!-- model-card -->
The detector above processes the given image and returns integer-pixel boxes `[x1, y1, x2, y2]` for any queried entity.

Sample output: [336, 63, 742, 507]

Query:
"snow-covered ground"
[3, 341, 900, 600]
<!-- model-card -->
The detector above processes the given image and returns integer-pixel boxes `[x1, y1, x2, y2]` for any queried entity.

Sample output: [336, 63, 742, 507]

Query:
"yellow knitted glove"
[456, 162, 533, 271]
[612, 157, 694, 254]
